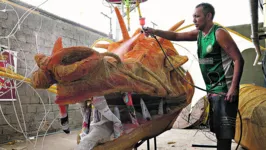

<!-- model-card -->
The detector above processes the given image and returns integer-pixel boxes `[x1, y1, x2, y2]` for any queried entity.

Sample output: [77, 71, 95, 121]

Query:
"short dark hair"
[196, 3, 215, 20]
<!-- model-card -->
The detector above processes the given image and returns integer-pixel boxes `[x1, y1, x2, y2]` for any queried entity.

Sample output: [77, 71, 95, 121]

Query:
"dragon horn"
[52, 37, 63, 55]
[94, 43, 110, 50]
[169, 20, 185, 31]
[158, 20, 185, 43]
[114, 7, 130, 41]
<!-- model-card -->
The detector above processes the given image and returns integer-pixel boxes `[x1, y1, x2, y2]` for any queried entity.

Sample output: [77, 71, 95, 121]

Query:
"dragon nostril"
[62, 50, 95, 65]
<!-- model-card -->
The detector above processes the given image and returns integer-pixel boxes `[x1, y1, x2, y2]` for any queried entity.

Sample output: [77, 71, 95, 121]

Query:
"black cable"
[236, 109, 242, 150]
[151, 34, 225, 96]
[149, 34, 242, 150]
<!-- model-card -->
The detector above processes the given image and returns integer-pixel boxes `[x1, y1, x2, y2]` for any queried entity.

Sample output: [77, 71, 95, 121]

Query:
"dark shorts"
[208, 95, 238, 139]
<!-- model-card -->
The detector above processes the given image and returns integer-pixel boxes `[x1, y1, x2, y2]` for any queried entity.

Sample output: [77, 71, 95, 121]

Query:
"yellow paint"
[0, 68, 57, 94]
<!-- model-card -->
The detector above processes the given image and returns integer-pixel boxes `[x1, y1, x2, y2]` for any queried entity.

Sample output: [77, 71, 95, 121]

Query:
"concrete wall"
[0, 1, 107, 143]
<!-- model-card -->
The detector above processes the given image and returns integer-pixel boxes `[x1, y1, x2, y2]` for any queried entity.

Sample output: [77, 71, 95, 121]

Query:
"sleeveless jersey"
[197, 25, 234, 93]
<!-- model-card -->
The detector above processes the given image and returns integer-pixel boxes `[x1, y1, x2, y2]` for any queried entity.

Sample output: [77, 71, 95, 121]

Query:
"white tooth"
[113, 122, 123, 138]
[158, 99, 164, 115]
[114, 106, 120, 120]
[140, 98, 152, 120]
[93, 96, 121, 124]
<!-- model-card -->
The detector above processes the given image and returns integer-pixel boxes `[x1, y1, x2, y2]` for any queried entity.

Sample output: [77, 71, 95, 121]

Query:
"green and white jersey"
[197, 24, 234, 93]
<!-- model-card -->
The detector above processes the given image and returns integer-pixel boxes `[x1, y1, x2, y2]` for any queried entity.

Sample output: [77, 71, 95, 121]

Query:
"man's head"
[196, 3, 215, 20]
[193, 3, 215, 31]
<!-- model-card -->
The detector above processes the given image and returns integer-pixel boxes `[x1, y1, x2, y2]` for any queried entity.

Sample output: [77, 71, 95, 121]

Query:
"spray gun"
[139, 17, 155, 37]
[140, 17, 145, 28]
[139, 17, 147, 34]
[136, 0, 145, 32]
[136, 0, 154, 37]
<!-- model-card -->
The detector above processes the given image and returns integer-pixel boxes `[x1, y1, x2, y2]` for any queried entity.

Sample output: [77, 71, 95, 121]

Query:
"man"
[145, 2, 244, 150]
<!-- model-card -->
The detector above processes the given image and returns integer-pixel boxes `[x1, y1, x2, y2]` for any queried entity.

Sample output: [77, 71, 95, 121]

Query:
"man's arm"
[216, 29, 245, 101]
[146, 27, 199, 41]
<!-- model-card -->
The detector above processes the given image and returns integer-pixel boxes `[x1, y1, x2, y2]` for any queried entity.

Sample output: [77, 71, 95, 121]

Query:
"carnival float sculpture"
[30, 6, 194, 150]
[234, 84, 266, 150]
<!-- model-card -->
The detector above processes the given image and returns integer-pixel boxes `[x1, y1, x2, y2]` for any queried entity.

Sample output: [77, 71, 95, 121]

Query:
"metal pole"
[101, 12, 113, 39]
[262, 0, 266, 86]
[154, 137, 157, 150]
[147, 139, 150, 150]
[192, 144, 217, 148]
[263, 0, 266, 32]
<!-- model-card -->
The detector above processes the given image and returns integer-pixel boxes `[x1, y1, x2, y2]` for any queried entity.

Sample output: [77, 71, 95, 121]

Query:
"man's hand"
[143, 27, 155, 37]
[224, 87, 239, 102]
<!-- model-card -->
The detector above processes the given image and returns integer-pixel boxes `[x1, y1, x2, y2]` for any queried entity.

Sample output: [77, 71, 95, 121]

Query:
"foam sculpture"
[234, 84, 266, 150]
[31, 7, 194, 150]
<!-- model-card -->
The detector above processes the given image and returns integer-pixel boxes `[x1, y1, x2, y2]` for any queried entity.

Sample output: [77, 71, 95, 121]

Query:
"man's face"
[193, 6, 207, 31]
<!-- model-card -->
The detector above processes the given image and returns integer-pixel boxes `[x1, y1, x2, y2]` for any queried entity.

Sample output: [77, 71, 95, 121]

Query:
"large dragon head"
[31, 6, 194, 150]
[32, 7, 193, 105]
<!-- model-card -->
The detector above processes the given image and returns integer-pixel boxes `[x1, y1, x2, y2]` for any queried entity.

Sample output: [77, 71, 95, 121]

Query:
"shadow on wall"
[241, 48, 264, 87]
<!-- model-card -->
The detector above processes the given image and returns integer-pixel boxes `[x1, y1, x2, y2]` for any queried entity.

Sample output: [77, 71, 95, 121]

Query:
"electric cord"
[236, 109, 242, 150]
[148, 33, 243, 150]
[151, 34, 222, 95]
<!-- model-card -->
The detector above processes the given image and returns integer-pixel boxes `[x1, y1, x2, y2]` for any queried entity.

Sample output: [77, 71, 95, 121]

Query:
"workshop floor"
[0, 128, 244, 150]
